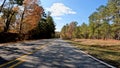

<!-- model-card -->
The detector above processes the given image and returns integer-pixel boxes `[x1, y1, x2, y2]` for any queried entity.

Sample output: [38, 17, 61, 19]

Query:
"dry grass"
[68, 39, 120, 68]
[73, 39, 120, 46]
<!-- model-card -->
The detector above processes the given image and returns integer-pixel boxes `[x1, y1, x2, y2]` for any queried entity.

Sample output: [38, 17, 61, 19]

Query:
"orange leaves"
[12, 6, 19, 12]
[21, 0, 43, 34]
[23, 0, 38, 5]
[61, 22, 77, 39]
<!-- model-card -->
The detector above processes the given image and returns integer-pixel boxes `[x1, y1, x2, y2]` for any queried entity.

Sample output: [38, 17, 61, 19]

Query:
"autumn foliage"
[0, 0, 55, 43]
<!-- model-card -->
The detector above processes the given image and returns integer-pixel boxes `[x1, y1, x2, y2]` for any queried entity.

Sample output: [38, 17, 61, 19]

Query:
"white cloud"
[46, 3, 76, 17]
[54, 17, 62, 20]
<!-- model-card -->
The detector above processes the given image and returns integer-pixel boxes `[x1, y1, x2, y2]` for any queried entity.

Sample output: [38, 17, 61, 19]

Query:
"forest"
[0, 0, 55, 43]
[61, 0, 120, 40]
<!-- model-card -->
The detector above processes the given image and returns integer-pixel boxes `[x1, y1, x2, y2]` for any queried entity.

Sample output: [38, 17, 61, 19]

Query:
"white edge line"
[65, 40, 116, 68]
[61, 40, 116, 68]
[79, 50, 116, 68]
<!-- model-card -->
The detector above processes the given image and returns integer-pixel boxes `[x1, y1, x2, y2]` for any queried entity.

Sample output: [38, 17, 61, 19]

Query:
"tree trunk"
[19, 7, 25, 34]
[4, 12, 15, 32]
[0, 0, 6, 12]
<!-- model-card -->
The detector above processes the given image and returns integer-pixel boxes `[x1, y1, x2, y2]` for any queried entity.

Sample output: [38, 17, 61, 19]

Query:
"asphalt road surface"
[0, 39, 115, 68]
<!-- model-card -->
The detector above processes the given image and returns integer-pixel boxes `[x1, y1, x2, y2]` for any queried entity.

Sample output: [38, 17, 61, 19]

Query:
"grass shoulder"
[66, 39, 120, 68]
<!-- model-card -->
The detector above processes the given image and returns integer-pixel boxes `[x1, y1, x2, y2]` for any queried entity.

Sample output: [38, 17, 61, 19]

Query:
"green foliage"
[99, 20, 111, 40]
[46, 15, 56, 38]
[80, 23, 88, 39]
[73, 27, 81, 38]
[29, 14, 56, 39]
[61, 0, 120, 40]
[60, 25, 69, 39]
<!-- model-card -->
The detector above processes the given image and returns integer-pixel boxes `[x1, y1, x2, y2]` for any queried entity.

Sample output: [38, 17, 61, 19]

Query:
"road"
[0, 39, 115, 68]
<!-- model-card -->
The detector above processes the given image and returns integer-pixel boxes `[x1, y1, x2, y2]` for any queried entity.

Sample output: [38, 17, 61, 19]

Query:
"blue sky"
[0, 0, 107, 31]
[41, 0, 107, 31]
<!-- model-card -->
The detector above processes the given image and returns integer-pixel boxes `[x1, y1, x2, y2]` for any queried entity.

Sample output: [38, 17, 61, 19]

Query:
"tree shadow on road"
[17, 41, 109, 68]
[0, 57, 8, 65]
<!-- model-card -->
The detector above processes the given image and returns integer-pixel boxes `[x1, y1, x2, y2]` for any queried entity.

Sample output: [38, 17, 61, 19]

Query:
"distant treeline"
[0, 0, 55, 43]
[61, 0, 120, 40]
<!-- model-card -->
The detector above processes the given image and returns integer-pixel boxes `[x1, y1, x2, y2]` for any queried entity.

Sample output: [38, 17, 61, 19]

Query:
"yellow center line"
[0, 43, 50, 68]
[0, 55, 28, 68]
[8, 45, 47, 68]
[8, 61, 24, 68]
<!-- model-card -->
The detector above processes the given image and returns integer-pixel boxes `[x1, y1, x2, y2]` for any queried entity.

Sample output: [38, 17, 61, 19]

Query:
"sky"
[0, 0, 107, 31]
[41, 0, 107, 31]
